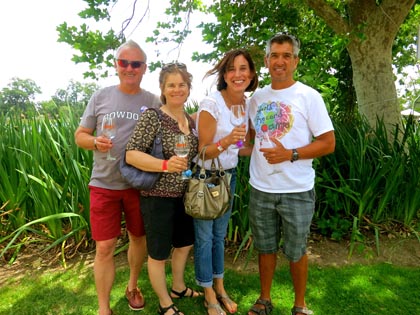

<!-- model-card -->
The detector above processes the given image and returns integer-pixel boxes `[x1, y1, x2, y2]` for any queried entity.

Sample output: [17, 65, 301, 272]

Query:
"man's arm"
[261, 130, 335, 164]
[292, 130, 335, 161]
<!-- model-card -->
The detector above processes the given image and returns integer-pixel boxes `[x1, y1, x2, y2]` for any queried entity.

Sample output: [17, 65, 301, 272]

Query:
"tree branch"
[305, 0, 351, 35]
[380, 0, 416, 30]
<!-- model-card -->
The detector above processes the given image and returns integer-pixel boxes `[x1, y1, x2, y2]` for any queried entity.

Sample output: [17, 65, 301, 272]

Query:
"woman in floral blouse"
[126, 62, 201, 315]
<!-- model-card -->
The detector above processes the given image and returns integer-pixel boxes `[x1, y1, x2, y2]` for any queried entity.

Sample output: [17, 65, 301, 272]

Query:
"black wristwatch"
[291, 149, 299, 162]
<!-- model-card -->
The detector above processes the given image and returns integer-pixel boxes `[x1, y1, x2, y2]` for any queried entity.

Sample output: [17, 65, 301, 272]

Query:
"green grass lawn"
[1, 258, 419, 315]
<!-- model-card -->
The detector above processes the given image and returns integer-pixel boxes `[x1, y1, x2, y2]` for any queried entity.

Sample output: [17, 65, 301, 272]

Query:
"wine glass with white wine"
[101, 116, 117, 161]
[174, 134, 191, 180]
[260, 123, 282, 175]
[229, 104, 246, 148]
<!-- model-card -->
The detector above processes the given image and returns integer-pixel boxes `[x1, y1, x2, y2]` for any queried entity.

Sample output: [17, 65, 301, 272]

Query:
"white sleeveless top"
[196, 90, 249, 170]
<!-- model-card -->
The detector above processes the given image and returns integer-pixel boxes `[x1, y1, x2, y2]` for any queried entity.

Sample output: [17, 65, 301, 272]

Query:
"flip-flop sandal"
[204, 300, 225, 315]
[171, 286, 203, 299]
[217, 294, 237, 314]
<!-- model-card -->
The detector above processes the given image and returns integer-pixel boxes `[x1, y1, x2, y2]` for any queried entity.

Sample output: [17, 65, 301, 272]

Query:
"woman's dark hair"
[204, 49, 258, 92]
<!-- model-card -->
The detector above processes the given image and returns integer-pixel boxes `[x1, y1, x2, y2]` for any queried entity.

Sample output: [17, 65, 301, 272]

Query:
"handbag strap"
[214, 156, 231, 195]
[191, 146, 207, 179]
[145, 108, 162, 146]
[194, 145, 231, 195]
[195, 145, 227, 175]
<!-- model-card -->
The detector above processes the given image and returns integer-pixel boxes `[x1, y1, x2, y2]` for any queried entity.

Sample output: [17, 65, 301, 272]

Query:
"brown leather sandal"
[248, 299, 273, 315]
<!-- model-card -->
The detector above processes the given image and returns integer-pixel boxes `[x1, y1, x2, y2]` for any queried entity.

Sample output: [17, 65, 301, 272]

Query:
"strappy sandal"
[291, 306, 313, 315]
[170, 286, 203, 299]
[217, 294, 237, 314]
[158, 303, 182, 315]
[248, 298, 274, 315]
[204, 300, 225, 315]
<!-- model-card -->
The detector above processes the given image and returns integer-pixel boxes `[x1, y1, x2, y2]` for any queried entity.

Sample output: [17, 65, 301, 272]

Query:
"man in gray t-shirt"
[75, 40, 160, 315]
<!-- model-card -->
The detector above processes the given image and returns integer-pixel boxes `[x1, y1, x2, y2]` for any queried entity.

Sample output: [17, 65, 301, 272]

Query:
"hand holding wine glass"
[260, 124, 282, 175]
[101, 116, 117, 160]
[174, 134, 192, 180]
[230, 105, 246, 148]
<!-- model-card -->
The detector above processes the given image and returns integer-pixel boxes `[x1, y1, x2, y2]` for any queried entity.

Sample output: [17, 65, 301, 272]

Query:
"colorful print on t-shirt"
[253, 100, 294, 146]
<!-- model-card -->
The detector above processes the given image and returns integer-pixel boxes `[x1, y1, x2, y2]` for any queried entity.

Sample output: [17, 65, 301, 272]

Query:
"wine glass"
[260, 124, 282, 175]
[174, 134, 192, 180]
[230, 105, 246, 148]
[101, 116, 117, 161]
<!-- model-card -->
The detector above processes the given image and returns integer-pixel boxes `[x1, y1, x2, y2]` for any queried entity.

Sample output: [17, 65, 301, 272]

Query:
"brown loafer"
[125, 287, 145, 311]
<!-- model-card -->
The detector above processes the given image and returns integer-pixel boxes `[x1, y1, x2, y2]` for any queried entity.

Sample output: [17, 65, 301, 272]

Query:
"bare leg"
[147, 256, 183, 314]
[127, 233, 147, 290]
[259, 253, 276, 300]
[248, 253, 276, 315]
[204, 287, 226, 315]
[171, 245, 193, 292]
[290, 253, 308, 311]
[204, 286, 218, 304]
[213, 278, 237, 314]
[94, 238, 117, 315]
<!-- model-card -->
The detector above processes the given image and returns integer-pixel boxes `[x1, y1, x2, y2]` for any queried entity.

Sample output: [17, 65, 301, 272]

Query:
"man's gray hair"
[114, 40, 147, 61]
[266, 33, 300, 57]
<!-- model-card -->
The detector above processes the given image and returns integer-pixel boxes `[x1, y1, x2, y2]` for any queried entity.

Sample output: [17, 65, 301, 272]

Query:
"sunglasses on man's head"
[162, 62, 187, 71]
[116, 59, 145, 69]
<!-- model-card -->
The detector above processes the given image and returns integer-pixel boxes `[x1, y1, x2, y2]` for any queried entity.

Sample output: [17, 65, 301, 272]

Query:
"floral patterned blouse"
[126, 108, 198, 198]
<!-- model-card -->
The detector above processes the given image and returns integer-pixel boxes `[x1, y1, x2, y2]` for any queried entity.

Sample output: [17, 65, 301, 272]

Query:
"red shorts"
[89, 186, 145, 241]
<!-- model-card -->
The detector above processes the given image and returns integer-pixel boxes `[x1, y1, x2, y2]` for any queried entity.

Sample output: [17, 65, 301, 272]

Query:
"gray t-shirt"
[79, 85, 161, 190]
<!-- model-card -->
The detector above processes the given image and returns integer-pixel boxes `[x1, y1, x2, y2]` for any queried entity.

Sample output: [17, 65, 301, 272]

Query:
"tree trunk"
[347, 21, 400, 131]
[306, 0, 416, 133]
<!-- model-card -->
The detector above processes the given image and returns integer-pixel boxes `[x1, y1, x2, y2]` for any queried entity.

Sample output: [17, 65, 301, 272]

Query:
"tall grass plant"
[0, 111, 91, 262]
[1, 110, 419, 263]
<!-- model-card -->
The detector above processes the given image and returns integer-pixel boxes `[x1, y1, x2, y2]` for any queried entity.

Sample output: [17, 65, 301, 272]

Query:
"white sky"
[0, 0, 215, 102]
[1, 0, 417, 105]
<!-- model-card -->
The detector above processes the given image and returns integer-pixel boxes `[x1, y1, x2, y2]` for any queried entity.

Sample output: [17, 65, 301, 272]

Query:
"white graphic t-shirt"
[249, 82, 334, 193]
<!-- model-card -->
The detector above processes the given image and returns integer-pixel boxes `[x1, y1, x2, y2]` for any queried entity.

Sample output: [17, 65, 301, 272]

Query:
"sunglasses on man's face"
[116, 59, 145, 69]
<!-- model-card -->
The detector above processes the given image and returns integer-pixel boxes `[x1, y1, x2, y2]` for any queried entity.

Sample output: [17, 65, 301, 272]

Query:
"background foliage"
[1, 109, 419, 263]
[1, 0, 420, 263]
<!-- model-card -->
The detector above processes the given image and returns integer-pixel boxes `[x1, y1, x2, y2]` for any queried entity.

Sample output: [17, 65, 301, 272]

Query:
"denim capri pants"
[248, 186, 315, 262]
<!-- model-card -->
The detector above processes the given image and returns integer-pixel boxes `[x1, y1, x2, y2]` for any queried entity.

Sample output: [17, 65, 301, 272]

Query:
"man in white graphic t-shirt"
[247, 33, 335, 315]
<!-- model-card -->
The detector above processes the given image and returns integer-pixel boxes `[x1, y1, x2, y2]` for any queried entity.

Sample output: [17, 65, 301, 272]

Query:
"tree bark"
[305, 0, 416, 132]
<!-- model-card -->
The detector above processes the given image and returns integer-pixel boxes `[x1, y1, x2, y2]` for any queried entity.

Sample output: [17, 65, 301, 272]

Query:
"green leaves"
[0, 111, 92, 263]
[0, 78, 42, 114]
[315, 116, 420, 240]
[57, 15, 124, 80]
